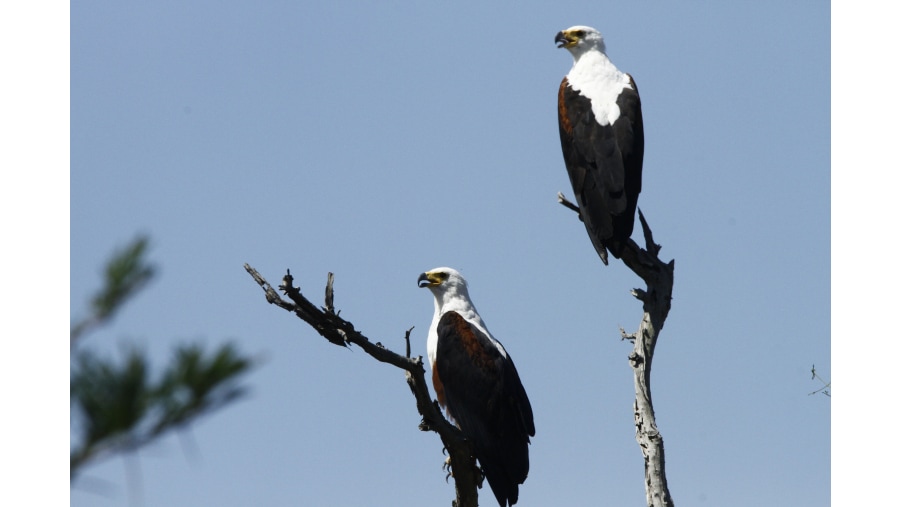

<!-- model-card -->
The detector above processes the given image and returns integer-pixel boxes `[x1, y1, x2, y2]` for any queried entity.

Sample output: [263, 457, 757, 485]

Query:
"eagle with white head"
[418, 267, 534, 507]
[556, 25, 644, 265]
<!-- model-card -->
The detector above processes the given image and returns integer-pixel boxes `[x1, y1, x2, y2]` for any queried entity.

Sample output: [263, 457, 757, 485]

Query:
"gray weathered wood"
[560, 196, 676, 507]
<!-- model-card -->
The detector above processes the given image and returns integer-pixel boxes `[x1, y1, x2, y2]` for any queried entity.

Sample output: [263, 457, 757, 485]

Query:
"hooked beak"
[555, 30, 575, 48]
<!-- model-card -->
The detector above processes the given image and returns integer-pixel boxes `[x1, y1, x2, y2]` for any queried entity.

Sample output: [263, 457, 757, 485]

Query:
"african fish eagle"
[418, 267, 534, 507]
[556, 25, 644, 265]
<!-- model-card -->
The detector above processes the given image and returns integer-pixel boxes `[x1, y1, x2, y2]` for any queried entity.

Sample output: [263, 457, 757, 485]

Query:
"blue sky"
[9, 1, 846, 505]
[66, 2, 830, 506]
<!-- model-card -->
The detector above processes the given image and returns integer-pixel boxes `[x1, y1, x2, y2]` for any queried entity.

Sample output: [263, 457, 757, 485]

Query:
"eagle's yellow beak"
[555, 30, 577, 49]
[418, 272, 440, 288]
[418, 270, 451, 288]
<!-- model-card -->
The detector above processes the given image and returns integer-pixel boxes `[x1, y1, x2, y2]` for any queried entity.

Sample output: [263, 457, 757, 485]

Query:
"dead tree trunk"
[244, 265, 480, 507]
[560, 195, 676, 507]
[619, 211, 675, 507]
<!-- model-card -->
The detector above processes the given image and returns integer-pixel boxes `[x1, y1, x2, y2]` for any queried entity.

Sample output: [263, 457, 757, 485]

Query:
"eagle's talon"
[443, 456, 453, 482]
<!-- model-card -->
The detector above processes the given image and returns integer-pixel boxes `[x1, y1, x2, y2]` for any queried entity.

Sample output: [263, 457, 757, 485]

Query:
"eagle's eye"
[573, 30, 585, 38]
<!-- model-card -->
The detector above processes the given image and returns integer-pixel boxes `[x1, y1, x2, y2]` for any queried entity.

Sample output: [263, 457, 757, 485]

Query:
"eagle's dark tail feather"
[482, 463, 519, 506]
[587, 235, 610, 265]
[480, 441, 529, 506]
[605, 238, 626, 261]
[596, 244, 610, 265]
[602, 209, 638, 262]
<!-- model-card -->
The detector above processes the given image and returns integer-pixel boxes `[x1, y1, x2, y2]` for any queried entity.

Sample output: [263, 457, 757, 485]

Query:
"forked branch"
[243, 264, 479, 507]
[558, 196, 676, 507]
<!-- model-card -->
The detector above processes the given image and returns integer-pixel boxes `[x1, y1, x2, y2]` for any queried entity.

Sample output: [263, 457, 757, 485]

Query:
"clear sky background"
[62, 1, 837, 506]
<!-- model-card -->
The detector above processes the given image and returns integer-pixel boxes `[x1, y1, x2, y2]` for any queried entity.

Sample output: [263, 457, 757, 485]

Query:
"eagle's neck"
[426, 288, 490, 365]
[434, 286, 477, 317]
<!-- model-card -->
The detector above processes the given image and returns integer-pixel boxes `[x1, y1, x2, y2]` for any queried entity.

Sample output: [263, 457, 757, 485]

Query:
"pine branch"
[70, 342, 254, 480]
[71, 235, 155, 345]
[70, 237, 255, 482]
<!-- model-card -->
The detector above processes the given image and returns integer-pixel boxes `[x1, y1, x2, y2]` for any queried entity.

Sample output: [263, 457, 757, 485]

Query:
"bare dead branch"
[324, 272, 335, 315]
[404, 327, 414, 359]
[557, 192, 583, 218]
[619, 211, 676, 507]
[557, 200, 676, 507]
[243, 264, 479, 507]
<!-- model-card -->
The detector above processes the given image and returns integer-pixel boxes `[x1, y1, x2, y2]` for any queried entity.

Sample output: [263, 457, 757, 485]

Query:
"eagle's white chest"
[566, 51, 632, 126]
[426, 314, 441, 367]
